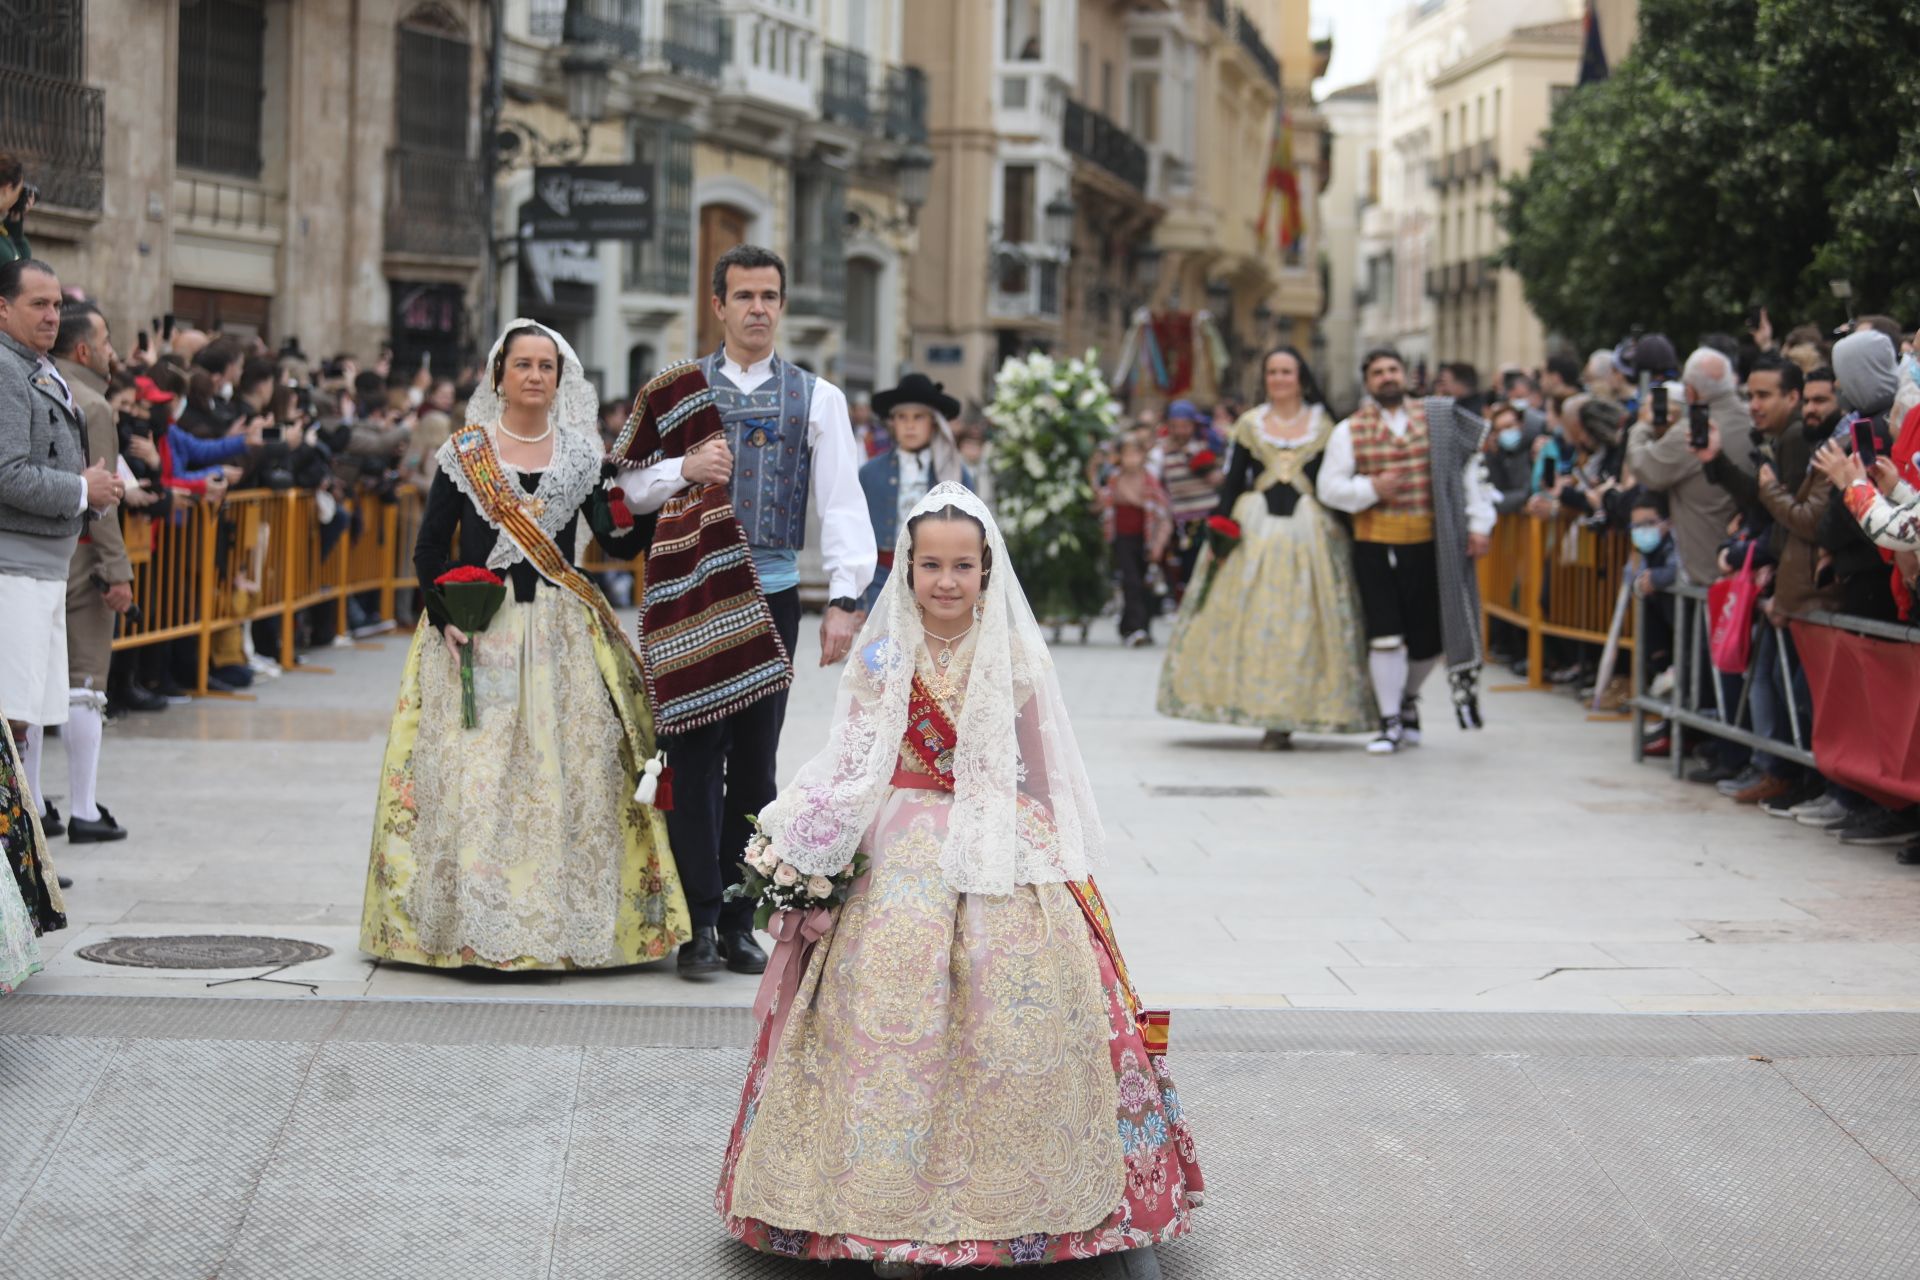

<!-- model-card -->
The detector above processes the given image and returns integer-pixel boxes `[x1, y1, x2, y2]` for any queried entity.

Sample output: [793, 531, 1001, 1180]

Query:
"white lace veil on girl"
[756, 481, 1103, 895]
[464, 318, 600, 438]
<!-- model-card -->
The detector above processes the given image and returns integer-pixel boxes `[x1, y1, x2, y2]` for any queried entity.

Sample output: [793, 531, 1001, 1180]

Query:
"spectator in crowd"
[0, 259, 123, 856]
[1779, 323, 1830, 375]
[1540, 353, 1584, 411]
[1434, 362, 1483, 414]
[1801, 365, 1842, 445]
[1148, 399, 1219, 589]
[1501, 371, 1550, 437]
[1693, 355, 1820, 809]
[1098, 436, 1171, 648]
[407, 376, 458, 482]
[49, 299, 137, 842]
[0, 154, 34, 267]
[1483, 402, 1535, 517]
[1543, 394, 1629, 528]
[1627, 343, 1752, 587]
[1814, 329, 1902, 625]
[849, 390, 887, 457]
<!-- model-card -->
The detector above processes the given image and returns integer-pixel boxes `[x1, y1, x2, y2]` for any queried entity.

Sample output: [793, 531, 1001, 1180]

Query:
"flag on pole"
[1256, 110, 1304, 254]
[1578, 2, 1609, 86]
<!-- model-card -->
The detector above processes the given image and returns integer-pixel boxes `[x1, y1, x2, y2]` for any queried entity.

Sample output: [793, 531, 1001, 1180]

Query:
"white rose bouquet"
[725, 815, 869, 931]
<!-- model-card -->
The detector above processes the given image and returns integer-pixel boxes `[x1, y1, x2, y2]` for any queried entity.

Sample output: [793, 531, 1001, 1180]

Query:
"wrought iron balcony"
[822, 43, 872, 130]
[384, 146, 485, 260]
[881, 65, 929, 145]
[656, 1, 725, 83]
[1234, 7, 1281, 89]
[0, 66, 104, 212]
[789, 241, 847, 319]
[1063, 98, 1148, 193]
[1477, 139, 1498, 177]
[530, 0, 642, 60]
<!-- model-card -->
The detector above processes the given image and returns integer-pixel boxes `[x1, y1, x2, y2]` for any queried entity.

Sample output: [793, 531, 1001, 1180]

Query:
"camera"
[1650, 384, 1669, 428]
[8, 182, 38, 220]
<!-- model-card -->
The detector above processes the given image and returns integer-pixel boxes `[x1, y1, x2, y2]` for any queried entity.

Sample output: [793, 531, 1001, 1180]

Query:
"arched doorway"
[697, 203, 753, 355]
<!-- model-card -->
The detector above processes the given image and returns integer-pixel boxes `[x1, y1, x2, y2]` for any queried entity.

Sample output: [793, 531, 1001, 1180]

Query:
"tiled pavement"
[21, 619, 1920, 1011]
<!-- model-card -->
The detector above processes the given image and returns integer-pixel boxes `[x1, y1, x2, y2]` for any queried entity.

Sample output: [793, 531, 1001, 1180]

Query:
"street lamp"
[493, 48, 613, 172]
[897, 145, 934, 217]
[1044, 193, 1076, 250]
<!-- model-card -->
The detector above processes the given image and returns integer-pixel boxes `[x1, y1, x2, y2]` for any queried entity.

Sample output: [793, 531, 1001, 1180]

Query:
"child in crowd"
[1099, 438, 1172, 647]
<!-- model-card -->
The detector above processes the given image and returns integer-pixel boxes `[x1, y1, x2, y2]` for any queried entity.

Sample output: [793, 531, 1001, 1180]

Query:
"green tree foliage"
[1503, 0, 1920, 350]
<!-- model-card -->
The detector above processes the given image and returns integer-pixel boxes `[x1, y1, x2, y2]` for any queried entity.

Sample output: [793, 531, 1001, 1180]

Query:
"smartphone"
[421, 350, 432, 372]
[1651, 384, 1669, 428]
[262, 425, 283, 443]
[136, 330, 149, 352]
[1853, 419, 1878, 468]
[162, 313, 176, 339]
[1687, 402, 1711, 450]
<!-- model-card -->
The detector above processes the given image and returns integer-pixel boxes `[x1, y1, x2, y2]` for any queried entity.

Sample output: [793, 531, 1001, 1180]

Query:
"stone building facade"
[6, 0, 489, 365]
[904, 0, 1325, 408]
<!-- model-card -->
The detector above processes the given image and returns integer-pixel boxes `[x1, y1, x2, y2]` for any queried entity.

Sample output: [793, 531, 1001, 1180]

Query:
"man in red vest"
[1318, 347, 1497, 754]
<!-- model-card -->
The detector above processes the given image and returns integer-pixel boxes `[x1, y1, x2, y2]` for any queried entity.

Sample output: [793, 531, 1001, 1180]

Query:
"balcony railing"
[656, 1, 725, 83]
[384, 147, 485, 260]
[1208, 0, 1229, 26]
[822, 43, 872, 129]
[880, 65, 929, 144]
[1425, 267, 1442, 298]
[1234, 7, 1281, 89]
[0, 66, 105, 212]
[789, 241, 847, 319]
[174, 172, 284, 235]
[1477, 139, 1498, 177]
[530, 0, 642, 59]
[1063, 98, 1148, 192]
[991, 253, 1062, 322]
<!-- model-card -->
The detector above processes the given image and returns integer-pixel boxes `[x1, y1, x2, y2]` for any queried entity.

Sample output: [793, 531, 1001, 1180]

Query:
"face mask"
[1510, 397, 1530, 411]
[1497, 427, 1524, 452]
[1903, 354, 1920, 389]
[1630, 526, 1664, 554]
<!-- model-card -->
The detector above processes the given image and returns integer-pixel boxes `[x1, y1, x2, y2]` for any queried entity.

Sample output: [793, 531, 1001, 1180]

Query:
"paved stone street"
[20, 619, 1920, 1011]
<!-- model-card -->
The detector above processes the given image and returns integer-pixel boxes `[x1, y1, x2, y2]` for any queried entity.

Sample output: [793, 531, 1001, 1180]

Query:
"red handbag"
[1708, 546, 1761, 674]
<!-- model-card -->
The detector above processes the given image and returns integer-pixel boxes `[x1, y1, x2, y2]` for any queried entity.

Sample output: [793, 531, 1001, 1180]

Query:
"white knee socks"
[21, 723, 45, 814]
[1369, 646, 1409, 720]
[1406, 656, 1439, 707]
[66, 692, 104, 822]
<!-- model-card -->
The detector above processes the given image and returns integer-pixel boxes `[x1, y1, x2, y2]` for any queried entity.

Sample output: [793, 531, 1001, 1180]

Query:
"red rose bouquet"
[1189, 515, 1242, 611]
[432, 566, 507, 729]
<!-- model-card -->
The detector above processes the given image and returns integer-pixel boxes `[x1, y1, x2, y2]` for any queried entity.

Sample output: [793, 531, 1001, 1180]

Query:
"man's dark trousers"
[662, 586, 802, 933]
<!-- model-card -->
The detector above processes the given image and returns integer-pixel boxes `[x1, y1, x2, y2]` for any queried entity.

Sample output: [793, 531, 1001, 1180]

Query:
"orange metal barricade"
[1478, 515, 1636, 690]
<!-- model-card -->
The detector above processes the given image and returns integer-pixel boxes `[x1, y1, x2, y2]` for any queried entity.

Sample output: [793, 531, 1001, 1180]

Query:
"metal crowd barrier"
[112, 487, 427, 692]
[1477, 514, 1637, 689]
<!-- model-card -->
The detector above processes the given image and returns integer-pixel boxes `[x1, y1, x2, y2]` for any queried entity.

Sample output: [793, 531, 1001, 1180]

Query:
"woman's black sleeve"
[413, 471, 462, 631]
[585, 462, 657, 559]
[1213, 443, 1257, 518]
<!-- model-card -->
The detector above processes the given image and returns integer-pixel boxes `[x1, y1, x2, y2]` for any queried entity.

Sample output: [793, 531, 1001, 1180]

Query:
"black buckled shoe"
[718, 930, 768, 975]
[68, 805, 128, 844]
[38, 803, 64, 838]
[677, 926, 724, 978]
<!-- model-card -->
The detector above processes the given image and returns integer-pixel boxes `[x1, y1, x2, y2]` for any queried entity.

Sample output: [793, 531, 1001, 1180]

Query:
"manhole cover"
[75, 935, 333, 970]
[1146, 785, 1273, 797]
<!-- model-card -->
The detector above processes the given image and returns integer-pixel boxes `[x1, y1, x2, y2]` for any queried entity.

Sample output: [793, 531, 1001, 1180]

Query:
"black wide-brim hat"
[872, 372, 961, 421]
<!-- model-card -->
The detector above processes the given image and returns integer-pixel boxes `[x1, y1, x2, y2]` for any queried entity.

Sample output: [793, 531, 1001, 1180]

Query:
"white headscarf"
[464, 318, 599, 438]
[756, 482, 1102, 894]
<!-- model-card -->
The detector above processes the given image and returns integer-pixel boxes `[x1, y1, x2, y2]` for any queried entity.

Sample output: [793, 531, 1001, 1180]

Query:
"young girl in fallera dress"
[718, 483, 1202, 1276]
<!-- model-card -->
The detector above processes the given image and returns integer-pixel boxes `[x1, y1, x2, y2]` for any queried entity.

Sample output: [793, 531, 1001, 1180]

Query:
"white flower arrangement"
[725, 818, 868, 930]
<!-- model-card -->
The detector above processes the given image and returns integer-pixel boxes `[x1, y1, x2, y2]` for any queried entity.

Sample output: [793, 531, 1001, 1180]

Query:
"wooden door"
[697, 204, 752, 357]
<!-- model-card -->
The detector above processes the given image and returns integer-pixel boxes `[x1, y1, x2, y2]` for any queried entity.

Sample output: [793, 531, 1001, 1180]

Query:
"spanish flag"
[1256, 109, 1304, 254]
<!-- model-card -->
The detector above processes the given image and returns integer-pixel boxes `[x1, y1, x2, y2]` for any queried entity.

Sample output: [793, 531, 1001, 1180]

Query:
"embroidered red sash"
[900, 674, 959, 789]
[1068, 877, 1170, 1052]
[448, 428, 639, 667]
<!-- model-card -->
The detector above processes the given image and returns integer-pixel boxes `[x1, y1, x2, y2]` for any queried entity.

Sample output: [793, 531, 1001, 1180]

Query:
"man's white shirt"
[615, 351, 876, 601]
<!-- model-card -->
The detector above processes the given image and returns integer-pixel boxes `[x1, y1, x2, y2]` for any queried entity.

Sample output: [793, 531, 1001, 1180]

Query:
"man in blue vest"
[618, 244, 875, 978]
[856, 372, 972, 613]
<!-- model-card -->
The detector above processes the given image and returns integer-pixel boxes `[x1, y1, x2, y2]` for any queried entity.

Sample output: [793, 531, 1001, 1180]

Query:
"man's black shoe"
[1896, 842, 1920, 867]
[39, 803, 64, 838]
[1686, 762, 1740, 786]
[112, 683, 168, 714]
[718, 930, 768, 975]
[677, 926, 725, 978]
[68, 806, 128, 844]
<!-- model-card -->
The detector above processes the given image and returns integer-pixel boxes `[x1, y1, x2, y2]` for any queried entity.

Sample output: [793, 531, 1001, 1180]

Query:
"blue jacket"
[167, 421, 249, 485]
[858, 449, 974, 612]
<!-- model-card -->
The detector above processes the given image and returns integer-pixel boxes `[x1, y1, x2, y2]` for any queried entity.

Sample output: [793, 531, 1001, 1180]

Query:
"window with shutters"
[788, 169, 846, 319]
[176, 0, 266, 178]
[623, 118, 695, 296]
[386, 7, 482, 258]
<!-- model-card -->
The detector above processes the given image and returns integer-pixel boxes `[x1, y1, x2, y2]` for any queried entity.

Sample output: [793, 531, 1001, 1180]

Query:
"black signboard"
[523, 165, 654, 241]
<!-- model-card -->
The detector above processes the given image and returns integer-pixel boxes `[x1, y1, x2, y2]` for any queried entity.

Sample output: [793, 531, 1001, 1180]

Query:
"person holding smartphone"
[1624, 342, 1754, 590]
[0, 155, 34, 267]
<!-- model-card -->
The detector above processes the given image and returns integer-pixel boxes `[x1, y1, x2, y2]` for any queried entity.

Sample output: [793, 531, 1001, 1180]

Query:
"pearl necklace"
[497, 420, 553, 444]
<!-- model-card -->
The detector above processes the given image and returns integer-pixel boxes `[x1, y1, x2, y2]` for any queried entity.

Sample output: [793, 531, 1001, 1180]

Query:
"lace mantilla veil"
[756, 482, 1103, 894]
[463, 318, 601, 439]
